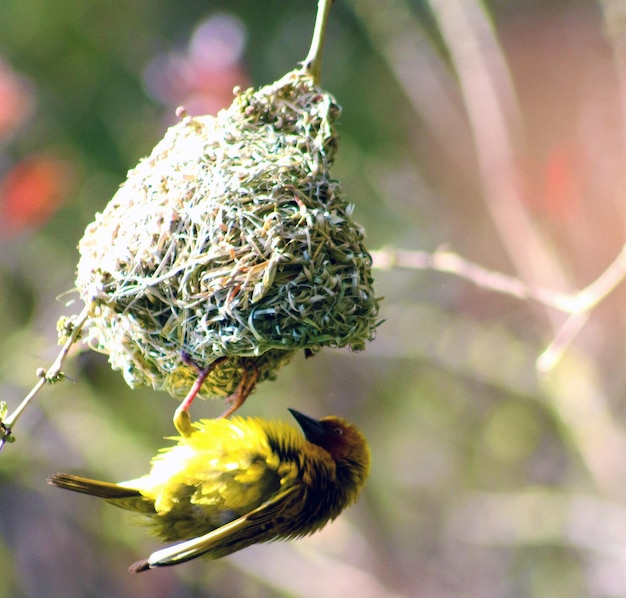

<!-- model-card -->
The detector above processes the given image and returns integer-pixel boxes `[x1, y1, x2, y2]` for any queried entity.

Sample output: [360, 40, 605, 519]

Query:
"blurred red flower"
[0, 156, 73, 236]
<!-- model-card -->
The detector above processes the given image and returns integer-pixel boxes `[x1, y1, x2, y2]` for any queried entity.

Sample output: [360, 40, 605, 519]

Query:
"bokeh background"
[2, 0, 626, 596]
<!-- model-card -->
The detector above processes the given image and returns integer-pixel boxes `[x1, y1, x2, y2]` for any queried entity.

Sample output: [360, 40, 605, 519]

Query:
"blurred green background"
[3, 0, 626, 596]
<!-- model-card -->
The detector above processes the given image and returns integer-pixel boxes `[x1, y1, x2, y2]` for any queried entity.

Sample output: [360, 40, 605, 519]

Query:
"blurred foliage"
[2, 0, 626, 596]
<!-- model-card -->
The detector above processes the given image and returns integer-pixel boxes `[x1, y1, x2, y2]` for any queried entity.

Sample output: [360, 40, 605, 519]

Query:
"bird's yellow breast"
[124, 417, 302, 520]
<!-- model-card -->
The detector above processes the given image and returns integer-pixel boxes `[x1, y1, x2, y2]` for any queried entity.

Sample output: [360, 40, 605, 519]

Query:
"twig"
[372, 248, 574, 311]
[428, 0, 573, 322]
[0, 305, 90, 451]
[536, 313, 591, 373]
[599, 0, 626, 147]
[301, 0, 334, 84]
[536, 245, 626, 370]
[372, 245, 626, 369]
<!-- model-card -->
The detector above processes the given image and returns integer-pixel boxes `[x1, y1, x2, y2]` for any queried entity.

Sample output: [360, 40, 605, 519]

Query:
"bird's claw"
[218, 363, 259, 419]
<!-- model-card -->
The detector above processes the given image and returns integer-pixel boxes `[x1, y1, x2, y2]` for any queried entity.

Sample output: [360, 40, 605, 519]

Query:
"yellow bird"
[48, 409, 371, 572]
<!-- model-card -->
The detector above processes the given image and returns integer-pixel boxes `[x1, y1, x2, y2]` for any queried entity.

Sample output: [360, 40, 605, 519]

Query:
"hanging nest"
[69, 68, 380, 400]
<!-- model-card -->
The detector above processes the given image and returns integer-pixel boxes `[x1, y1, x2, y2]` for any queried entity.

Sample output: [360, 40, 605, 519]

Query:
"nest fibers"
[70, 68, 380, 400]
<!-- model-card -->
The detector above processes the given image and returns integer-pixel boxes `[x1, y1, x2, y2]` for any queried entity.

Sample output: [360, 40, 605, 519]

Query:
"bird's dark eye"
[333, 427, 343, 435]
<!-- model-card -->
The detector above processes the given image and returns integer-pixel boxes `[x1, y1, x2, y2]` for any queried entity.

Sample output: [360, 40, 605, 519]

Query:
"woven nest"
[71, 68, 380, 399]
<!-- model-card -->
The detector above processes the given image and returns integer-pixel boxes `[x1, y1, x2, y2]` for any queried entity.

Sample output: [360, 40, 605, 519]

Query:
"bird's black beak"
[288, 408, 326, 441]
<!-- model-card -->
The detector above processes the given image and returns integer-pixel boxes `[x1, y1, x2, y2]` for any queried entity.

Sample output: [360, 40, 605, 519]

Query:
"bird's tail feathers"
[47, 472, 141, 499]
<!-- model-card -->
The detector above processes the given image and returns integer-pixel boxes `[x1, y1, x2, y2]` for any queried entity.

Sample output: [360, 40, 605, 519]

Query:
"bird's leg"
[174, 354, 228, 436]
[218, 362, 259, 419]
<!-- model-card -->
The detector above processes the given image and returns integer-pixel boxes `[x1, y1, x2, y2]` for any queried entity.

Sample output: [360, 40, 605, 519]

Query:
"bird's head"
[288, 408, 371, 495]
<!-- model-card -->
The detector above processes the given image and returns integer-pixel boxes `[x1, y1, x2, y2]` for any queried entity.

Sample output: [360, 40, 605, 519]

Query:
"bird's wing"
[129, 485, 298, 572]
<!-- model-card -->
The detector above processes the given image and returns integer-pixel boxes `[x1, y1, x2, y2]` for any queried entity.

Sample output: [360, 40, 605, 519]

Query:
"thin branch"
[428, 0, 572, 328]
[372, 248, 574, 311]
[569, 245, 626, 312]
[536, 313, 591, 373]
[301, 0, 334, 84]
[599, 0, 626, 149]
[348, 0, 472, 172]
[372, 245, 626, 370]
[0, 305, 90, 451]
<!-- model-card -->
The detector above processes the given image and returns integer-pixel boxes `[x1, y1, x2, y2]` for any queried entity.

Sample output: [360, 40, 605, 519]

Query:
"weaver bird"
[48, 408, 371, 573]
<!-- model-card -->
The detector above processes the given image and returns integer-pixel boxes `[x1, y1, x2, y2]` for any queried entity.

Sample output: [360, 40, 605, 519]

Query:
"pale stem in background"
[361, 0, 626, 498]
[428, 0, 572, 328]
